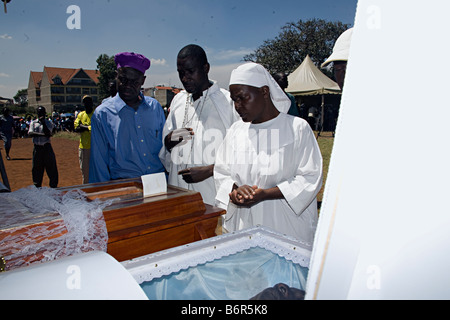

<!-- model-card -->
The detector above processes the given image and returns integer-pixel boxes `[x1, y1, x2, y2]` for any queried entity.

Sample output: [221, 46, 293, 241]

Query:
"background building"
[0, 96, 14, 108]
[143, 86, 181, 109]
[27, 66, 100, 114]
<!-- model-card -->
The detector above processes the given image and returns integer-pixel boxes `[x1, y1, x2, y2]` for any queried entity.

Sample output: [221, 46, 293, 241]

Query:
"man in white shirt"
[159, 44, 239, 205]
[28, 106, 59, 188]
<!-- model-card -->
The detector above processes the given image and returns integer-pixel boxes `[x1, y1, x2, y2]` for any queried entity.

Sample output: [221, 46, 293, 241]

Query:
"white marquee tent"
[286, 54, 341, 96]
[286, 55, 341, 133]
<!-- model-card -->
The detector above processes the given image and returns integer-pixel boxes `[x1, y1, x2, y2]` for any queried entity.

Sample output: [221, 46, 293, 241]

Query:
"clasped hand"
[229, 184, 265, 207]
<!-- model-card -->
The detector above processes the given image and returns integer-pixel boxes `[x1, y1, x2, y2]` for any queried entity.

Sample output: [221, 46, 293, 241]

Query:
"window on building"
[66, 87, 81, 94]
[51, 96, 65, 103]
[66, 95, 81, 103]
[53, 76, 62, 85]
[51, 86, 65, 94]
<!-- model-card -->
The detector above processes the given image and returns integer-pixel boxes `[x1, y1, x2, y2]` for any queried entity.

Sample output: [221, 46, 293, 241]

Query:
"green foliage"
[13, 88, 28, 108]
[244, 18, 351, 74]
[96, 54, 117, 100]
[6, 104, 36, 117]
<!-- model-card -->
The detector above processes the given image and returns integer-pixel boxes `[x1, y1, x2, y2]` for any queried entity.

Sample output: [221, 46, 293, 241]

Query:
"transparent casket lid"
[122, 226, 312, 300]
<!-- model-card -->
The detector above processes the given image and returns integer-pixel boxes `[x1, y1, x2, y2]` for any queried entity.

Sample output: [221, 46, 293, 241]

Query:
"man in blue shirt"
[89, 52, 166, 183]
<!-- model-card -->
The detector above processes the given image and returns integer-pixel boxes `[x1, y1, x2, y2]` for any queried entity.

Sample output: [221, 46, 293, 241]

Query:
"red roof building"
[27, 66, 100, 113]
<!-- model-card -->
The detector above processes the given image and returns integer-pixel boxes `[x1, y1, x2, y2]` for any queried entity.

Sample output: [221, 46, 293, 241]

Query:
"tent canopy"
[286, 55, 341, 96]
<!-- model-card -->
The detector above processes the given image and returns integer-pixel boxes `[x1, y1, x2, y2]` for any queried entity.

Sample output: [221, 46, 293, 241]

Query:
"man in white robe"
[159, 45, 239, 205]
[214, 62, 323, 244]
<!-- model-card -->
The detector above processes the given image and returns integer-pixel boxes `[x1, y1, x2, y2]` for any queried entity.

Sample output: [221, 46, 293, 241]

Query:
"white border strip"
[122, 226, 312, 284]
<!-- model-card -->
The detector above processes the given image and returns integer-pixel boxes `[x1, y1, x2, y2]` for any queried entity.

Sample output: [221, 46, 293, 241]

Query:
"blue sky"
[0, 0, 357, 99]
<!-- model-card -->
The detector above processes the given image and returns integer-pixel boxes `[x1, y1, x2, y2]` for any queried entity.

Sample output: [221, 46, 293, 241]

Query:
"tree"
[13, 88, 28, 108]
[243, 18, 351, 75]
[96, 54, 117, 100]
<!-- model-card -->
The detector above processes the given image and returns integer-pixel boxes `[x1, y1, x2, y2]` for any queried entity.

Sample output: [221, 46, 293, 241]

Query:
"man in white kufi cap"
[214, 62, 323, 244]
[322, 27, 353, 89]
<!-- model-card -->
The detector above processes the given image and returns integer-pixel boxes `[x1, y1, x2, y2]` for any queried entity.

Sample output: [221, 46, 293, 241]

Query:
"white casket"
[0, 251, 147, 300]
[305, 0, 450, 299]
[0, 226, 310, 300]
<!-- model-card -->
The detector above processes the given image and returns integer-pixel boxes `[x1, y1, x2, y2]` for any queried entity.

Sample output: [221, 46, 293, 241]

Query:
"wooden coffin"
[0, 178, 225, 270]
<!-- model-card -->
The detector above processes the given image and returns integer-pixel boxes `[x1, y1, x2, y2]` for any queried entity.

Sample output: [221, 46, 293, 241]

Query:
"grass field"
[53, 131, 80, 141]
[315, 132, 335, 208]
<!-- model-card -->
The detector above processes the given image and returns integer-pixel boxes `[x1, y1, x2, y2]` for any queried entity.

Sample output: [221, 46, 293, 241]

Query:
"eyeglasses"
[117, 75, 142, 87]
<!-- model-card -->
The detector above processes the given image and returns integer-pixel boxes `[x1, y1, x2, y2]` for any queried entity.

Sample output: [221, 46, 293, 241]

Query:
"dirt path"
[1, 136, 82, 191]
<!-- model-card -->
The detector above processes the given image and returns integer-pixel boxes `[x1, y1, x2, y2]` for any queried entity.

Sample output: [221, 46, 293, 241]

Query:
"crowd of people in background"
[3, 96, 336, 140]
[5, 112, 76, 140]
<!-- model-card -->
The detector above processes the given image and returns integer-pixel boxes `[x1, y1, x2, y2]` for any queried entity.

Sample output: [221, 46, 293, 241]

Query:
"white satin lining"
[122, 226, 311, 285]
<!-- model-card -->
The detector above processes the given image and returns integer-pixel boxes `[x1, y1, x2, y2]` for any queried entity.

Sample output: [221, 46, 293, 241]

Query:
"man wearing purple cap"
[89, 52, 166, 183]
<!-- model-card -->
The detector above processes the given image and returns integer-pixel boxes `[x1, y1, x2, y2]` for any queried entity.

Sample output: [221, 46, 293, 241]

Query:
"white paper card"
[141, 172, 167, 197]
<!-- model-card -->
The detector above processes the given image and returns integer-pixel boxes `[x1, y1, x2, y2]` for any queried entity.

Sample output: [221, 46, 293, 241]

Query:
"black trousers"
[32, 143, 59, 188]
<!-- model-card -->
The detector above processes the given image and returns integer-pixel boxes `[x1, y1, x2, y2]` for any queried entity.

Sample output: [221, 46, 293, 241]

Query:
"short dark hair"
[177, 44, 208, 66]
[272, 72, 287, 82]
[37, 106, 46, 115]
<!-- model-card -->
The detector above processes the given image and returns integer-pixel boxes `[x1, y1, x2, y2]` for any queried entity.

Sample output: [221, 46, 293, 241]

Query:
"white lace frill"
[0, 186, 112, 271]
[122, 226, 312, 285]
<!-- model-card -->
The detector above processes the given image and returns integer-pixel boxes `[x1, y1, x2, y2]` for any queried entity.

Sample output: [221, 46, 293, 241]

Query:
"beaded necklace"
[182, 88, 209, 128]
[180, 88, 209, 174]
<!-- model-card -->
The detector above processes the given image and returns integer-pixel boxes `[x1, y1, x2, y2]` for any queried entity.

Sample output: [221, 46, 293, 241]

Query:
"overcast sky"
[0, 0, 357, 99]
